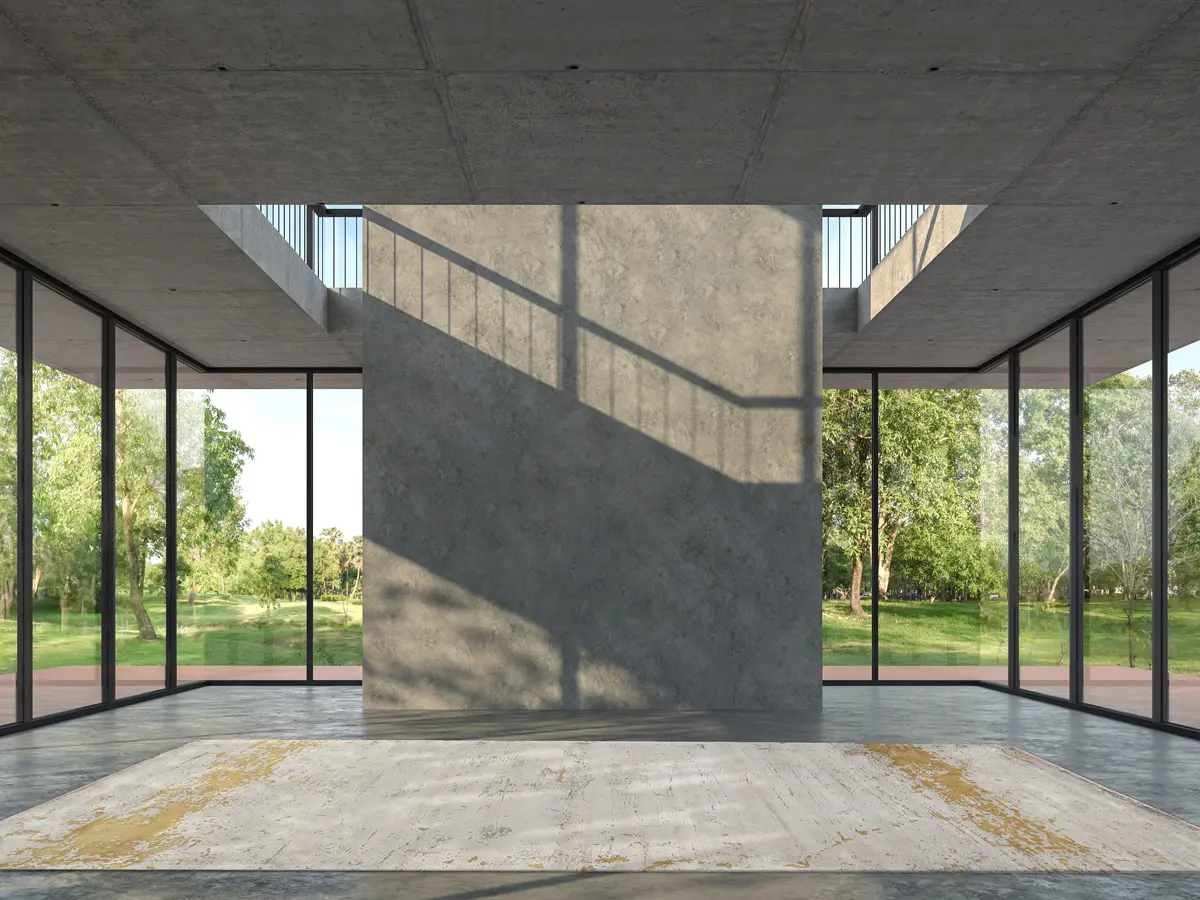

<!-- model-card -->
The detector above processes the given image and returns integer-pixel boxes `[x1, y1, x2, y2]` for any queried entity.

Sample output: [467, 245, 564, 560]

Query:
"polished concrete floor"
[1, 685, 1199, 898]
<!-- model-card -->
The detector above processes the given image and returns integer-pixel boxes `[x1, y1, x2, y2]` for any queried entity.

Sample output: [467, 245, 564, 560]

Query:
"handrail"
[258, 204, 927, 292]
[823, 204, 929, 288]
[257, 205, 363, 289]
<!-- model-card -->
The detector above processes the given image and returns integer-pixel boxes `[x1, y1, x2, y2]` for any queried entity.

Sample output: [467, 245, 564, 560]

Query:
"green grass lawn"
[4, 592, 1199, 677]
[0, 593, 363, 675]
[823, 595, 1200, 675]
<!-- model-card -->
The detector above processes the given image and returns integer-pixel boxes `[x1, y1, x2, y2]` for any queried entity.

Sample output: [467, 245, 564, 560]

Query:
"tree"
[1082, 373, 1151, 666]
[316, 526, 344, 598]
[1018, 385, 1071, 604]
[823, 385, 1008, 621]
[176, 392, 252, 603]
[822, 389, 872, 615]
[253, 554, 287, 615]
[879, 389, 996, 602]
[0, 353, 17, 622]
[349, 535, 363, 600]
[1167, 370, 1200, 599]
[32, 365, 102, 628]
[115, 388, 166, 640]
[239, 521, 306, 607]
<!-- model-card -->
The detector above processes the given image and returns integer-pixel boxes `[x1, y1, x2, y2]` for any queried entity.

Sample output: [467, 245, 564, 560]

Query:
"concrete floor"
[1, 685, 1199, 897]
[9, 666, 1199, 729]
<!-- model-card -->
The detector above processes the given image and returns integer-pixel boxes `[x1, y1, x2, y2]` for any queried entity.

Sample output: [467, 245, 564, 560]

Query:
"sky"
[1125, 342, 1200, 379]
[212, 388, 363, 537]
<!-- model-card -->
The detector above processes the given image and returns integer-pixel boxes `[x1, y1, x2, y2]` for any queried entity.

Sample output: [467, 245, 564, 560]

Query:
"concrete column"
[362, 205, 822, 710]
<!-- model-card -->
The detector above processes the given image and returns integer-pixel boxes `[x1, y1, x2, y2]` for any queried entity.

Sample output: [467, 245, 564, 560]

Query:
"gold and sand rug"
[1, 740, 1198, 872]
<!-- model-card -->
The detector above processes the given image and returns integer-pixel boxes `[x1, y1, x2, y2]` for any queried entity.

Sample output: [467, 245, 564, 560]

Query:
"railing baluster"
[821, 203, 927, 288]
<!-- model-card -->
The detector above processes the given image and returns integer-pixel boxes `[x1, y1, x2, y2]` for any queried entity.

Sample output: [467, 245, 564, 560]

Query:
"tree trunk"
[1125, 570, 1136, 669]
[187, 549, 198, 604]
[1047, 565, 1068, 604]
[849, 555, 865, 617]
[351, 567, 361, 600]
[122, 494, 158, 640]
[878, 527, 900, 601]
[31, 566, 41, 601]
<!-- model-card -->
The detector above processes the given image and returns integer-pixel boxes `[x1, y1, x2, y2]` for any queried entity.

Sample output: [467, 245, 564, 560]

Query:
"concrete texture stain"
[858, 743, 1111, 870]
[0, 740, 318, 869]
[2, 740, 1198, 872]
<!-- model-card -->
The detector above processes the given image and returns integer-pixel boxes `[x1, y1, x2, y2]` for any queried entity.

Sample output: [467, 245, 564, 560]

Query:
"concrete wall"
[361, 205, 822, 710]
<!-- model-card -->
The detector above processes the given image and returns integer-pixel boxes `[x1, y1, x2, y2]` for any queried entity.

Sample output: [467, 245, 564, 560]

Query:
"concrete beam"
[199, 205, 328, 331]
[857, 204, 987, 330]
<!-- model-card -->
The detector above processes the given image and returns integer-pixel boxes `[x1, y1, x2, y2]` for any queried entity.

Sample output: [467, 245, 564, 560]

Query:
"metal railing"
[878, 204, 928, 260]
[823, 206, 872, 289]
[256, 204, 363, 289]
[260, 203, 927, 293]
[822, 204, 930, 289]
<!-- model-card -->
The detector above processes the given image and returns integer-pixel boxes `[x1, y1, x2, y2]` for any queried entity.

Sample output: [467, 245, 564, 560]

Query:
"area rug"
[1, 740, 1198, 872]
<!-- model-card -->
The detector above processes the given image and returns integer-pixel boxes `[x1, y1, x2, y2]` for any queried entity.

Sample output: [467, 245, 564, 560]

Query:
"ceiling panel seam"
[733, 0, 814, 203]
[407, 0, 481, 202]
[992, 0, 1200, 205]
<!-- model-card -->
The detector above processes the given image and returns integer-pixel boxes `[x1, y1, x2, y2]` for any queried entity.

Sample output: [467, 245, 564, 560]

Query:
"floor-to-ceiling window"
[1017, 328, 1072, 699]
[1168, 250, 1200, 728]
[0, 264, 16, 725]
[31, 282, 103, 718]
[313, 375, 363, 678]
[1082, 281, 1153, 717]
[822, 378, 873, 679]
[114, 329, 167, 700]
[175, 371, 307, 681]
[877, 372, 1009, 680]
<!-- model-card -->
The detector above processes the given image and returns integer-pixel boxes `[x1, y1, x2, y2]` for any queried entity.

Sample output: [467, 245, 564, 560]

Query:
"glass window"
[1017, 329, 1072, 699]
[114, 330, 167, 700]
[1168, 252, 1200, 728]
[176, 371, 306, 681]
[0, 264, 16, 725]
[877, 371, 1009, 681]
[1082, 284, 1153, 717]
[32, 283, 102, 717]
[822, 377, 872, 679]
[313, 374, 362, 678]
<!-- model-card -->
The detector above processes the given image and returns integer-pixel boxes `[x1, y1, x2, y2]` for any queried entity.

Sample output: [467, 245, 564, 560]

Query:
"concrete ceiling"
[0, 0, 1199, 369]
[829, 202, 1200, 371]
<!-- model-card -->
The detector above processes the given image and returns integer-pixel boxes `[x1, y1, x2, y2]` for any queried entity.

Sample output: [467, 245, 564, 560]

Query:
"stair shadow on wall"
[362, 297, 821, 712]
[362, 206, 819, 485]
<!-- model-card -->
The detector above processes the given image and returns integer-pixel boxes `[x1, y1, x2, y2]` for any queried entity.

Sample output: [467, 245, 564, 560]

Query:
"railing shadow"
[362, 206, 815, 484]
[361, 205, 822, 710]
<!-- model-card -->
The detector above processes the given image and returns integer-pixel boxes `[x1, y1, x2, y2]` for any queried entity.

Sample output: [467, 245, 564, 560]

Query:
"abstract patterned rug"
[1, 740, 1198, 871]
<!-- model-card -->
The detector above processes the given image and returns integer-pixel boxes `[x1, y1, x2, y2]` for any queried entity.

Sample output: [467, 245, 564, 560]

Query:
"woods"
[823, 375, 1200, 676]
[823, 386, 1008, 612]
[7, 353, 1200, 682]
[0, 359, 364, 673]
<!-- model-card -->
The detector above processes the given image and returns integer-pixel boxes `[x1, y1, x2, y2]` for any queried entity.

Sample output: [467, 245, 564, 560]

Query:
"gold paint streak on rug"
[0, 740, 321, 869]
[857, 744, 1112, 870]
